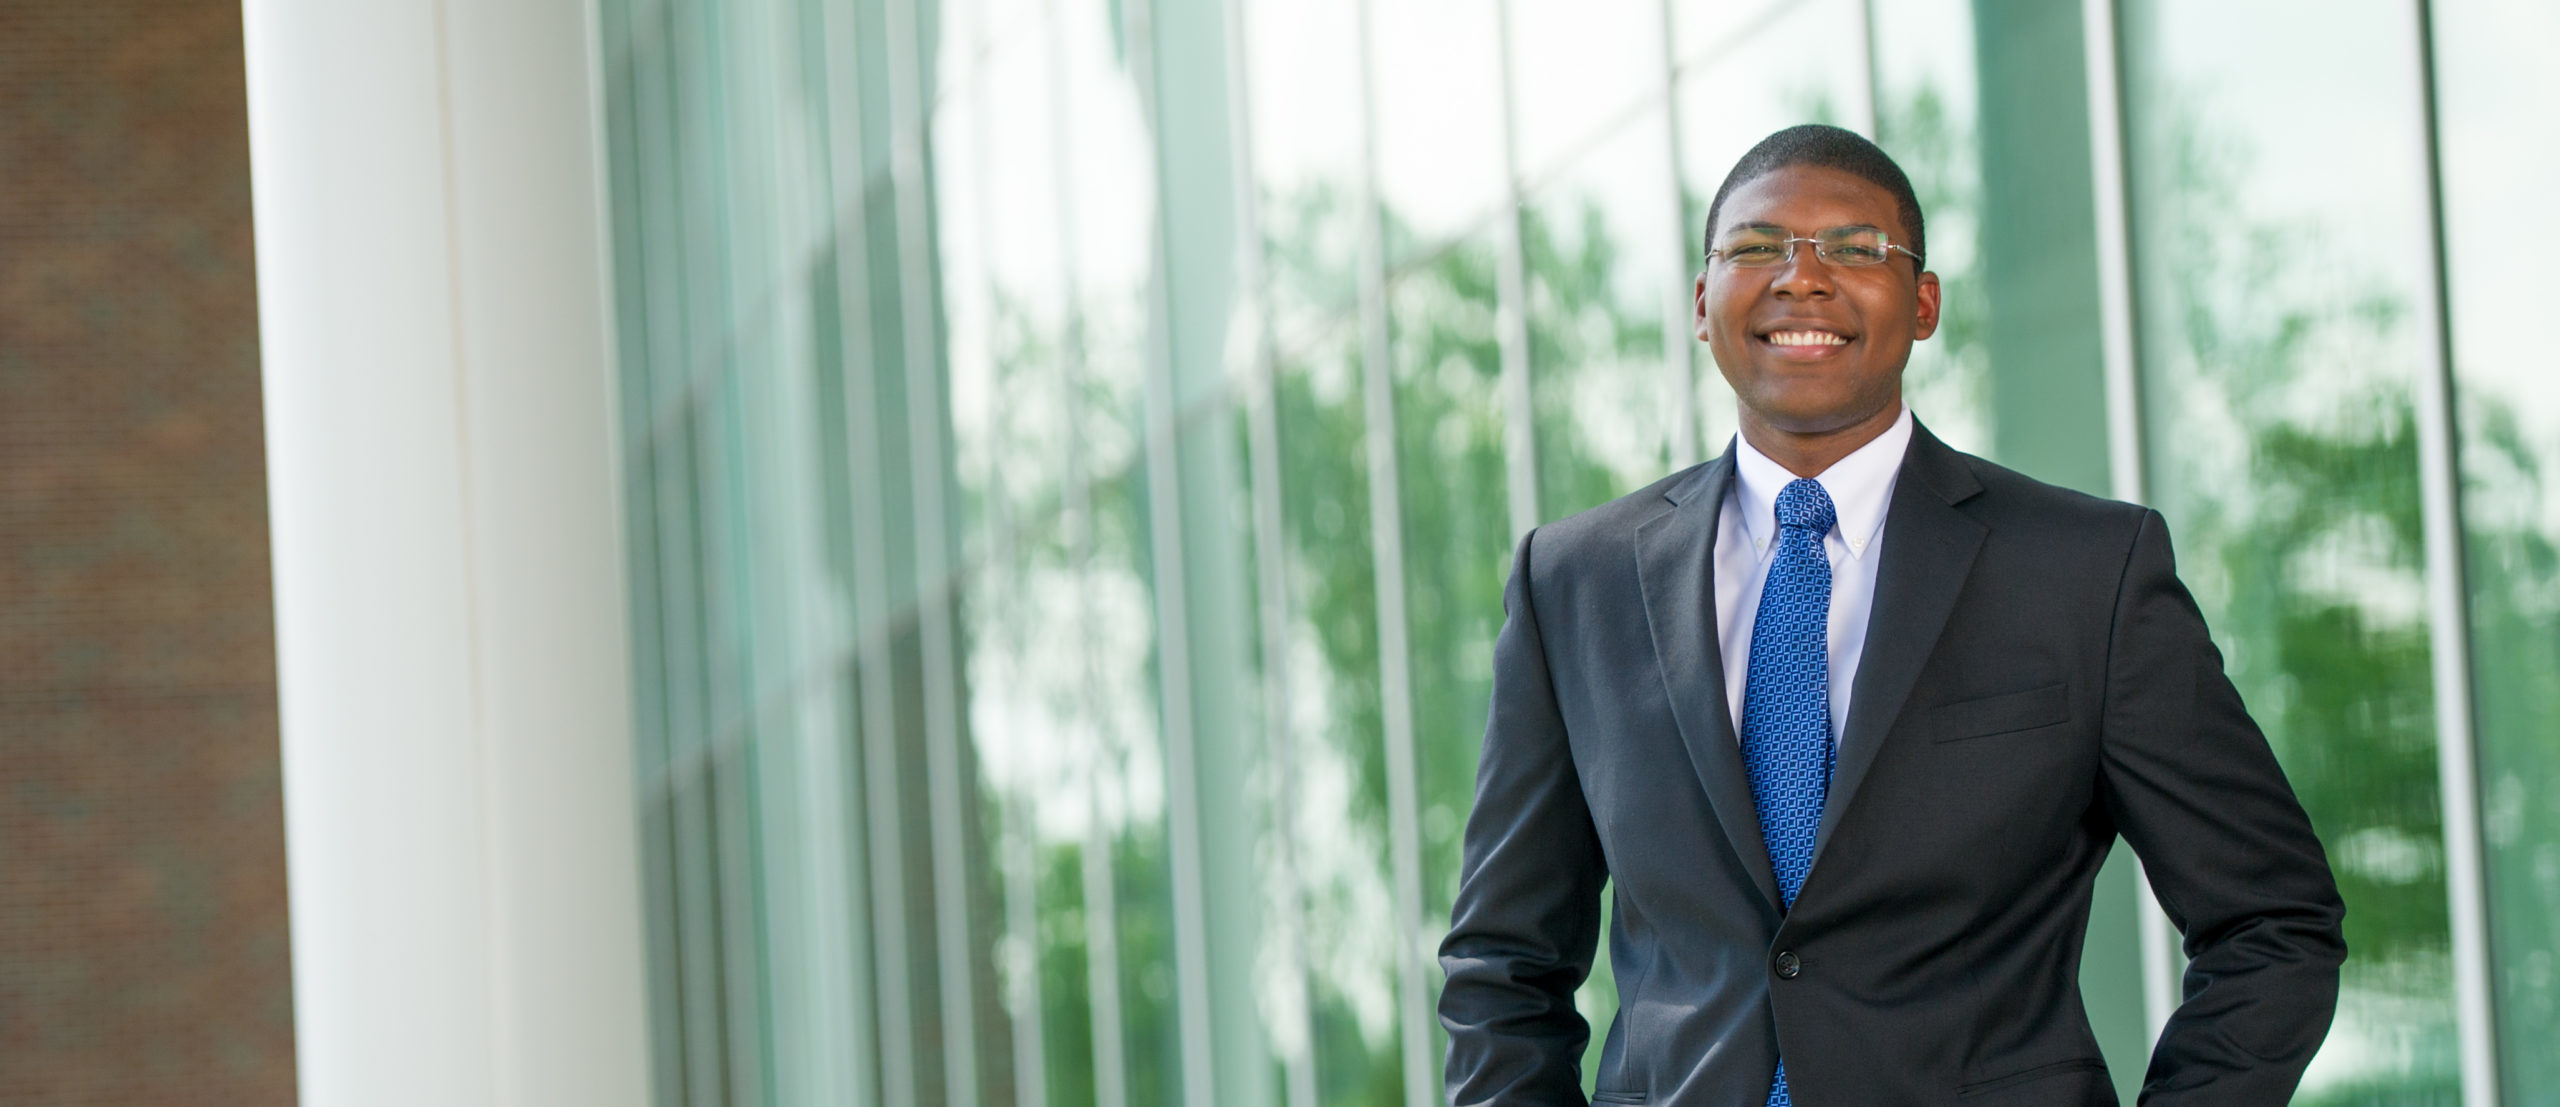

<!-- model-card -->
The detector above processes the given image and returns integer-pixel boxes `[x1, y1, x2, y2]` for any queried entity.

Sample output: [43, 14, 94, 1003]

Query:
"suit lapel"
[1812, 423, 1987, 865]
[1634, 444, 1782, 913]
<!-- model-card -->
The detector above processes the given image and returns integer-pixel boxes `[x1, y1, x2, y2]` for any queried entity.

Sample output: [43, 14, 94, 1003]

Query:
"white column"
[242, 0, 649, 1104]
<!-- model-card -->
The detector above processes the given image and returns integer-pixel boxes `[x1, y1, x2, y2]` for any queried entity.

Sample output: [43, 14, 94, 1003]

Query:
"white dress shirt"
[1715, 404, 1913, 745]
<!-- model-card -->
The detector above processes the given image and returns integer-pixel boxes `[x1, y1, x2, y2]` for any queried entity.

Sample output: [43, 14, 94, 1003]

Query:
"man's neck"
[1737, 399, 1905, 479]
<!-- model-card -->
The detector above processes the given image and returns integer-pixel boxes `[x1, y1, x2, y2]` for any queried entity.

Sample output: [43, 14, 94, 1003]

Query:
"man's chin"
[1741, 394, 1902, 439]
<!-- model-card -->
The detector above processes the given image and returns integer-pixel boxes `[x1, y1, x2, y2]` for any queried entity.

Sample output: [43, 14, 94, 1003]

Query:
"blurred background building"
[8, 0, 2559, 1104]
[1, 2, 293, 1102]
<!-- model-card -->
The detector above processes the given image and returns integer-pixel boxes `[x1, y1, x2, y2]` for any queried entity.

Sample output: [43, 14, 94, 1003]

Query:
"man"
[1436, 125, 2344, 1105]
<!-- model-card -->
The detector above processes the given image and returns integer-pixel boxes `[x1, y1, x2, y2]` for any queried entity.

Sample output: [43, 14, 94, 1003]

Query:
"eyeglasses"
[1706, 225, 1920, 269]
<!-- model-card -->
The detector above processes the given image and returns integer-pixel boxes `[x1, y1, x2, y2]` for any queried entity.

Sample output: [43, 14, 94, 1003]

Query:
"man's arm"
[1439, 527, 1608, 1106]
[2099, 509, 2347, 1104]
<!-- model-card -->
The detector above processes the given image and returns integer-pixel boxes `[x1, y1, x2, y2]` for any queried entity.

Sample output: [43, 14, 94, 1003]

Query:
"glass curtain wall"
[598, 0, 2549, 1102]
[2431, 0, 2560, 1100]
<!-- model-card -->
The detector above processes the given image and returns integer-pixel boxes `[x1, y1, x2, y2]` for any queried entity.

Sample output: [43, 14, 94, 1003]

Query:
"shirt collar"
[1731, 403, 1913, 560]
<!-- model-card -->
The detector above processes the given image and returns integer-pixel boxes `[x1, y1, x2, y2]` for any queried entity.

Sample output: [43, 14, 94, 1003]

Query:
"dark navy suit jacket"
[1437, 423, 2344, 1105]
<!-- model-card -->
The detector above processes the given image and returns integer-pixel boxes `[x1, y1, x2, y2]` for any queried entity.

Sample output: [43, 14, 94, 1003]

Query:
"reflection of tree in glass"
[1873, 83, 1988, 452]
[2135, 101, 2458, 1102]
[2455, 397, 2560, 1096]
[965, 280, 1188, 1105]
[1271, 329, 1405, 1105]
[1522, 198, 1671, 520]
[1034, 836, 1102, 1107]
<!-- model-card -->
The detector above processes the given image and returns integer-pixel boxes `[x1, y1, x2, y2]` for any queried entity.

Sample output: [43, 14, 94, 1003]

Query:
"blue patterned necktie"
[1740, 477, 1837, 1107]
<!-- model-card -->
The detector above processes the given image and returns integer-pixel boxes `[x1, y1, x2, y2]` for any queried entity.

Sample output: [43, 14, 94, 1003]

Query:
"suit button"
[1774, 950, 1801, 979]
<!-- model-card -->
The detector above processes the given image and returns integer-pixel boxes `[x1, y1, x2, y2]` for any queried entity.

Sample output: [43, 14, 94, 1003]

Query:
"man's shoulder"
[1942, 446, 2152, 540]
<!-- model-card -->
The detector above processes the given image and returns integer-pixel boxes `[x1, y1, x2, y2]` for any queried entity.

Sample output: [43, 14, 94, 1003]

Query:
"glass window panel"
[975, 26, 1076, 533]
[1674, 0, 1868, 453]
[711, 741, 772, 1105]
[692, 362, 773, 1105]
[979, 0, 1042, 61]
[672, 752, 735, 1107]
[1525, 110, 1679, 521]
[986, 515, 1108, 1106]
[737, 246, 875, 1103]
[696, 371, 755, 742]
[949, 575, 1027, 1105]
[1387, 237, 1514, 1070]
[604, 35, 662, 484]
[724, 0, 830, 324]
[1865, 0, 1989, 459]
[737, 320, 813, 711]
[2122, 1, 2457, 1098]
[845, 0, 898, 182]
[649, 340, 726, 1107]
[807, 227, 892, 1107]
[874, 616, 956, 1105]
[1084, 467, 1185, 1107]
[861, 181, 927, 615]
[2432, 0, 2560, 1093]
[1372, 0, 1507, 261]
[750, 685, 870, 1104]
[1060, 0, 1157, 481]
[1271, 325, 1406, 1106]
[671, 4, 750, 362]
[1176, 402, 1291, 1104]
[1244, 0, 1365, 350]
[631, 8, 702, 424]
[637, 792, 690, 1105]
[1671, 0, 1796, 75]
[1507, 0, 1660, 184]
[936, 0, 981, 99]
[936, 84, 1005, 564]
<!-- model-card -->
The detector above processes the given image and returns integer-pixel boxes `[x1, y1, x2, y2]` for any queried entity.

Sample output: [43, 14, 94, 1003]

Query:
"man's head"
[1694, 124, 1939, 443]
[1703, 124, 1926, 271]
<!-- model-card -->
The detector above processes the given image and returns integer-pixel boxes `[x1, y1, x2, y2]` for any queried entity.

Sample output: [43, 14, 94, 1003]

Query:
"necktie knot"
[1774, 478, 1836, 537]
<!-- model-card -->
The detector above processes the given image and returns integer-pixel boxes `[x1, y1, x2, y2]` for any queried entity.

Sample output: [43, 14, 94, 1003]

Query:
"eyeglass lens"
[1716, 226, 1893, 267]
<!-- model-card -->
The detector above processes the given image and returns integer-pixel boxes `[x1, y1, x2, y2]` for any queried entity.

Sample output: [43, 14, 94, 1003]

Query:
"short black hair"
[1703, 124, 1925, 271]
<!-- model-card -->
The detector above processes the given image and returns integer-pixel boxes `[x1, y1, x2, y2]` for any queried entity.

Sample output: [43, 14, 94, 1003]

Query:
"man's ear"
[1693, 271, 1712, 342]
[1913, 270, 1942, 341]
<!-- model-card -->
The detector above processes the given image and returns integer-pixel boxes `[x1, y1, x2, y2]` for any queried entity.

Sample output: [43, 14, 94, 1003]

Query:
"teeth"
[1768, 330, 1848, 347]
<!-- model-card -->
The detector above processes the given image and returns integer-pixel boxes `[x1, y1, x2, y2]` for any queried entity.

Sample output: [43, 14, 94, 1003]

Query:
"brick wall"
[0, 1, 296, 1102]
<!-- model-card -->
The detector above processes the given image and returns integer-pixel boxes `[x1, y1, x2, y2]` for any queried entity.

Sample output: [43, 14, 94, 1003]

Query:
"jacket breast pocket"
[1589, 1093, 1647, 1105]
[1930, 683, 2068, 743]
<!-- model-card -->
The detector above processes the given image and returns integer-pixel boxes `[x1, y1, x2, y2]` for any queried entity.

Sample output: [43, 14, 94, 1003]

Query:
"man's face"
[1694, 165, 1940, 437]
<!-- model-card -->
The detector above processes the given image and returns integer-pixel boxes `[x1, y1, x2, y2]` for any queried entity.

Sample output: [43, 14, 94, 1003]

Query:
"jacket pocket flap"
[1932, 683, 2068, 742]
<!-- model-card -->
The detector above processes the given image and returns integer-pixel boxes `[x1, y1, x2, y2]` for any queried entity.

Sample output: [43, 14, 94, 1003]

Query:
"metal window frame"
[2407, 1, 2501, 1101]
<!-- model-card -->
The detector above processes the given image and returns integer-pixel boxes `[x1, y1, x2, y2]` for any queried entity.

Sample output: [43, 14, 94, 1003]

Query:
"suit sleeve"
[2099, 508, 2347, 1105]
[1438, 527, 1609, 1106]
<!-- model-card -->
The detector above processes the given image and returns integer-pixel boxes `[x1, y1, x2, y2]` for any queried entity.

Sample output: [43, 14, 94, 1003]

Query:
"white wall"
[241, 0, 649, 1102]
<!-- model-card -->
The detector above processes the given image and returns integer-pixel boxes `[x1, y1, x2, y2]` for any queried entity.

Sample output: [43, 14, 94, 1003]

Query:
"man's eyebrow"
[1720, 221, 1888, 237]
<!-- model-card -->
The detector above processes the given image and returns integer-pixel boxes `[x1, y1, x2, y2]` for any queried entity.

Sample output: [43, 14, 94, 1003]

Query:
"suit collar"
[1636, 440, 1783, 913]
[1810, 421, 1987, 868]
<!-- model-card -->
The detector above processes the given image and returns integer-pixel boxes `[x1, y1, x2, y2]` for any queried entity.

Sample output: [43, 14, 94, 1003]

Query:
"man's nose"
[1771, 245, 1838, 298]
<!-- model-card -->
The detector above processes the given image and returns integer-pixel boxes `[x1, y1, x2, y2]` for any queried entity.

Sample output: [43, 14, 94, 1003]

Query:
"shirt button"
[1774, 950, 1801, 979]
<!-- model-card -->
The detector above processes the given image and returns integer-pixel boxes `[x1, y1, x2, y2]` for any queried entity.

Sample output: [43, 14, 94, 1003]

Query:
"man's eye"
[1832, 245, 1887, 263]
[1728, 244, 1782, 262]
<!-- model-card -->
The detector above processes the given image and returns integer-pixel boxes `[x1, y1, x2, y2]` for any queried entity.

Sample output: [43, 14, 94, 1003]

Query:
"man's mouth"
[1765, 330, 1850, 347]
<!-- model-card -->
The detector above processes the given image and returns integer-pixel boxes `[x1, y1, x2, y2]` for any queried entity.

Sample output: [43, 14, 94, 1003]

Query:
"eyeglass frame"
[1703, 225, 1923, 271]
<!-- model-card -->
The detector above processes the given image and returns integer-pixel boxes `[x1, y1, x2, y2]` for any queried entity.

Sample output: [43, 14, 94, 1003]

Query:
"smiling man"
[1437, 125, 2344, 1105]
